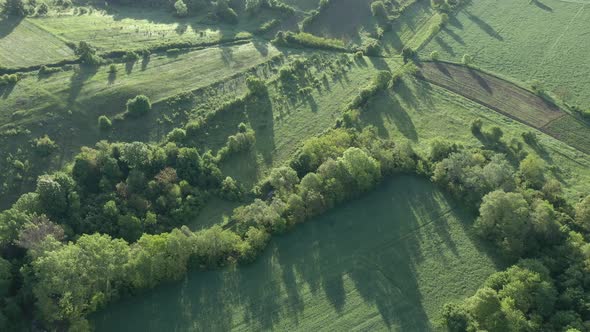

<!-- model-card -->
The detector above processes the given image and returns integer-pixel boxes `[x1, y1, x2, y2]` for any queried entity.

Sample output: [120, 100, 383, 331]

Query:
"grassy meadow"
[0, 17, 75, 68]
[93, 175, 500, 331]
[360, 75, 590, 200]
[420, 0, 590, 107]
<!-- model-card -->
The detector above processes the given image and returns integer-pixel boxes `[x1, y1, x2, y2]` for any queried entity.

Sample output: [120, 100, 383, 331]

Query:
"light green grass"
[29, 8, 239, 52]
[0, 42, 279, 207]
[0, 17, 75, 68]
[420, 0, 590, 106]
[92, 175, 500, 331]
[361, 71, 590, 200]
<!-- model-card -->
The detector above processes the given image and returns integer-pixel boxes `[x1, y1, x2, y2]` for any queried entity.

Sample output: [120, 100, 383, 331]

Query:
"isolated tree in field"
[126, 95, 151, 117]
[462, 53, 473, 65]
[575, 196, 590, 231]
[174, 0, 188, 17]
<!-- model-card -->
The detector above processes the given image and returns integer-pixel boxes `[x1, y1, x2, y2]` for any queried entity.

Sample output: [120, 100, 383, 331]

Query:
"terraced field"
[92, 176, 500, 332]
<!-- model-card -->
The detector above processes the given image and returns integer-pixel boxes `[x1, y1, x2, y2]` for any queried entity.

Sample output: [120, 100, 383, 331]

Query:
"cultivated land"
[420, 0, 590, 107]
[92, 176, 500, 332]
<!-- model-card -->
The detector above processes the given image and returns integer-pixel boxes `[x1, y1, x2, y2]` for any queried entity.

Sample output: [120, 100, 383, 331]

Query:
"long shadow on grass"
[0, 16, 23, 38]
[247, 93, 275, 165]
[465, 12, 503, 41]
[68, 65, 98, 106]
[92, 176, 502, 331]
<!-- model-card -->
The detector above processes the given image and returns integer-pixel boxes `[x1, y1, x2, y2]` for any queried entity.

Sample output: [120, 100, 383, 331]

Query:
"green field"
[29, 8, 247, 53]
[361, 76, 590, 200]
[0, 17, 75, 68]
[92, 175, 500, 331]
[420, 0, 590, 107]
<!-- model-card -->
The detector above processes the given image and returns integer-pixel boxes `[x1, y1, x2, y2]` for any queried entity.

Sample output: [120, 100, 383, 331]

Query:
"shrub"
[174, 0, 188, 17]
[108, 64, 117, 74]
[36, 2, 48, 15]
[0, 74, 19, 86]
[274, 31, 347, 51]
[255, 19, 279, 35]
[370, 1, 388, 20]
[75, 41, 102, 65]
[401, 47, 416, 63]
[39, 65, 61, 75]
[462, 53, 473, 65]
[246, 76, 267, 96]
[98, 115, 112, 131]
[430, 50, 440, 60]
[470, 118, 483, 135]
[34, 135, 58, 157]
[123, 51, 140, 63]
[215, 0, 238, 24]
[126, 95, 152, 117]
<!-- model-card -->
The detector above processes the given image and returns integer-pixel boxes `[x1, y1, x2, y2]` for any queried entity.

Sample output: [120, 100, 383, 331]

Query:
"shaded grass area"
[0, 17, 75, 68]
[420, 0, 590, 106]
[92, 175, 500, 331]
[360, 73, 590, 200]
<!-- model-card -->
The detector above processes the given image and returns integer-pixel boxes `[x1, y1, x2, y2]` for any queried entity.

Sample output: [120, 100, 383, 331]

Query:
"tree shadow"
[531, 0, 553, 12]
[68, 65, 98, 105]
[0, 82, 17, 99]
[434, 36, 456, 57]
[246, 93, 275, 165]
[0, 15, 23, 38]
[141, 54, 150, 71]
[108, 71, 117, 85]
[442, 27, 465, 45]
[125, 61, 136, 74]
[91, 176, 503, 331]
[467, 67, 492, 94]
[465, 12, 503, 41]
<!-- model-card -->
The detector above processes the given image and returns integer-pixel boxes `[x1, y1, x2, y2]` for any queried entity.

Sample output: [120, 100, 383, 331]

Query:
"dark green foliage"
[245, 76, 267, 96]
[348, 70, 392, 109]
[215, 0, 238, 24]
[3, 0, 28, 16]
[123, 51, 140, 63]
[370, 1, 388, 20]
[33, 135, 58, 157]
[75, 41, 102, 65]
[401, 47, 416, 63]
[98, 115, 112, 131]
[36, 2, 48, 15]
[126, 95, 152, 117]
[0, 74, 19, 86]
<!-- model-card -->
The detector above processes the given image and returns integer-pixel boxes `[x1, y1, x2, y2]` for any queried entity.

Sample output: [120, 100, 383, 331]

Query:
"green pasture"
[420, 0, 590, 107]
[93, 175, 500, 331]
